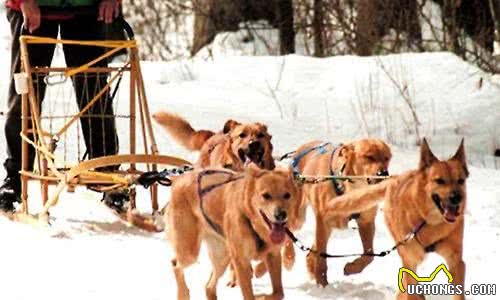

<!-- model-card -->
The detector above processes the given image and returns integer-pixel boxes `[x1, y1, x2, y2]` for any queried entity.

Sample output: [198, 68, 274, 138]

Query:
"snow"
[1, 8, 500, 300]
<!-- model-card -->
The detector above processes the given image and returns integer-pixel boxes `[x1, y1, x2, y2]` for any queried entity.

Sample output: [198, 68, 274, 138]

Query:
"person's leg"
[1, 9, 58, 210]
[60, 15, 119, 161]
[59, 14, 126, 212]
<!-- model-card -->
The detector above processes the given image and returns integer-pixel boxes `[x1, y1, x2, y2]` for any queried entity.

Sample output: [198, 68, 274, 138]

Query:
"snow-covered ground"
[1, 8, 500, 300]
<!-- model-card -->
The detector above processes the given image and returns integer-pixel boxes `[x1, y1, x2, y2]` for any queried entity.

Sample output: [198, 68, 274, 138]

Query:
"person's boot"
[0, 174, 21, 213]
[102, 189, 130, 214]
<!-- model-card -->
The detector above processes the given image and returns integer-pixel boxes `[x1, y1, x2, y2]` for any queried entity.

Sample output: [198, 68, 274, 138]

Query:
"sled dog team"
[153, 111, 468, 300]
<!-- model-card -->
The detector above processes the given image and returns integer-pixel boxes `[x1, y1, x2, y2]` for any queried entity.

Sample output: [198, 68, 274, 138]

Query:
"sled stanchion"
[133, 53, 150, 171]
[129, 49, 137, 211]
[132, 52, 151, 213]
[21, 87, 29, 214]
[133, 47, 161, 214]
[135, 48, 159, 155]
[129, 49, 137, 175]
[20, 37, 32, 214]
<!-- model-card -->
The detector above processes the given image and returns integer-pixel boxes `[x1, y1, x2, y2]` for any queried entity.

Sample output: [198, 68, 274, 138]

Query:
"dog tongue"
[444, 206, 459, 222]
[270, 223, 286, 244]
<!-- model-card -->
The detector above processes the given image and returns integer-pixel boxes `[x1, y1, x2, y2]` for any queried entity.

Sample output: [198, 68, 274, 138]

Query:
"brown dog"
[289, 139, 391, 286]
[326, 138, 468, 300]
[153, 111, 275, 171]
[167, 166, 300, 300]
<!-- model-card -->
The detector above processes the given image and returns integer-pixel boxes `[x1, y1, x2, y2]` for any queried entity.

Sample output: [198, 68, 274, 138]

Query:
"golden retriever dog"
[167, 166, 300, 300]
[153, 111, 275, 171]
[288, 139, 392, 286]
[326, 138, 468, 300]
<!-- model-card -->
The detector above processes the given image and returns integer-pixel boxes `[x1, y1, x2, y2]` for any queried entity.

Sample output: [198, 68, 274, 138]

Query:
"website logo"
[398, 264, 496, 297]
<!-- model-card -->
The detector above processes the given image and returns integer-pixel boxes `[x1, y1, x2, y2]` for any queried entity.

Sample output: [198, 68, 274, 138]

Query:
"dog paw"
[306, 254, 328, 286]
[226, 271, 237, 287]
[226, 280, 236, 288]
[254, 262, 268, 278]
[343, 257, 373, 276]
[255, 293, 284, 300]
[344, 263, 357, 276]
[316, 275, 329, 287]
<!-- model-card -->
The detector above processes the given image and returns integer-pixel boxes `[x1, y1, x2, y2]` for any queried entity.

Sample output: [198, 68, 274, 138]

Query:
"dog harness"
[196, 169, 268, 252]
[290, 142, 345, 196]
[244, 216, 267, 252]
[197, 169, 244, 236]
[413, 220, 444, 253]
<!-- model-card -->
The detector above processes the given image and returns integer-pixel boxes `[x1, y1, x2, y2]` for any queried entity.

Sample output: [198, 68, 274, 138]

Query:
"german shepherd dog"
[326, 139, 468, 300]
[153, 111, 275, 171]
[167, 166, 300, 300]
[282, 139, 391, 286]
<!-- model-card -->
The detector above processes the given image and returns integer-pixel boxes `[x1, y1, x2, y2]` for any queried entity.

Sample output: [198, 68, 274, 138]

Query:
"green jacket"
[36, 0, 100, 6]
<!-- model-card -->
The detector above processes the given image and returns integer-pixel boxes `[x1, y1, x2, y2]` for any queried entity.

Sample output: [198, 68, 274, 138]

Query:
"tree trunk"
[443, 0, 460, 53]
[313, 0, 325, 57]
[488, 0, 500, 55]
[277, 0, 296, 54]
[355, 0, 379, 56]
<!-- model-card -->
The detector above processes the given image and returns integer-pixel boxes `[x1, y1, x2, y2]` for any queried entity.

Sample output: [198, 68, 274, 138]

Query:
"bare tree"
[276, 0, 296, 54]
[489, 0, 500, 51]
[313, 0, 326, 57]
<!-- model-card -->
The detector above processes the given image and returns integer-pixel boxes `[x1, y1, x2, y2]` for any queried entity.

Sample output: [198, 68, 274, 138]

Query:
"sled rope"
[135, 165, 194, 188]
[294, 173, 393, 184]
[286, 220, 427, 259]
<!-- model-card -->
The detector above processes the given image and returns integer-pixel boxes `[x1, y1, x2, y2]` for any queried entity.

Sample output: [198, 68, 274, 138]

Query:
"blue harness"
[291, 142, 345, 196]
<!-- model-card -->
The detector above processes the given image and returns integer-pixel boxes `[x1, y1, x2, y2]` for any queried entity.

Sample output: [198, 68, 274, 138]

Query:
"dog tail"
[325, 179, 394, 215]
[152, 111, 215, 151]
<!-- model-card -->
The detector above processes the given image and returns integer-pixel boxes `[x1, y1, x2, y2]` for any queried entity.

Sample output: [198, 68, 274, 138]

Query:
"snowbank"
[143, 52, 500, 166]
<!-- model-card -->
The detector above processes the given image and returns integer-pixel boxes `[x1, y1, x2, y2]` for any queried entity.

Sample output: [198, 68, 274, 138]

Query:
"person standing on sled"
[0, 0, 129, 213]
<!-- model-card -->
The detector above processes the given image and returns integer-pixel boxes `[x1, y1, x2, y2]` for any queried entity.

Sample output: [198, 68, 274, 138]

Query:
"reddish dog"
[287, 139, 391, 286]
[167, 166, 301, 300]
[153, 111, 275, 171]
[327, 139, 468, 300]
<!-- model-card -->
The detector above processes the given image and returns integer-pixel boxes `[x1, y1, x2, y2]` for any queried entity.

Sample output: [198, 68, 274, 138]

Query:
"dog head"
[224, 120, 275, 170]
[245, 166, 300, 245]
[419, 138, 469, 224]
[338, 139, 392, 184]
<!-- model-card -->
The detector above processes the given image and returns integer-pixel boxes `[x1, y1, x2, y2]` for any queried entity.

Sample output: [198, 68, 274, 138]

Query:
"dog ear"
[262, 151, 276, 170]
[257, 123, 272, 140]
[223, 119, 241, 134]
[419, 138, 438, 170]
[246, 163, 267, 177]
[338, 144, 354, 159]
[451, 138, 469, 177]
[261, 143, 275, 170]
[256, 122, 269, 132]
